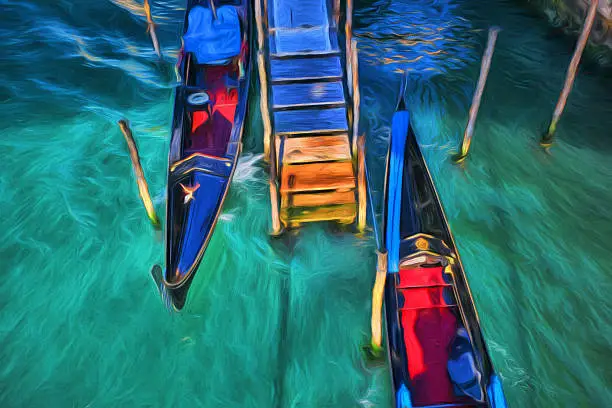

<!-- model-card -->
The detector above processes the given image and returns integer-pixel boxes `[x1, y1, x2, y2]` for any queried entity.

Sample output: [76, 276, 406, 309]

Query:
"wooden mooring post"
[453, 27, 500, 164]
[333, 0, 341, 26]
[357, 134, 367, 231]
[117, 120, 161, 229]
[254, 0, 272, 163]
[346, 0, 354, 93]
[254, 0, 280, 234]
[541, 0, 599, 148]
[351, 39, 361, 158]
[143, 0, 162, 59]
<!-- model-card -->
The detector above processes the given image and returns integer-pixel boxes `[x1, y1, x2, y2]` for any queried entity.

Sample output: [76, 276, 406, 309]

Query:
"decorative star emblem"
[180, 182, 200, 204]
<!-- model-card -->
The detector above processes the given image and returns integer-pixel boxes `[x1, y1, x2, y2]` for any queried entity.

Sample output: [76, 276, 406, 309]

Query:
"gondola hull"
[381, 82, 508, 407]
[156, 0, 251, 311]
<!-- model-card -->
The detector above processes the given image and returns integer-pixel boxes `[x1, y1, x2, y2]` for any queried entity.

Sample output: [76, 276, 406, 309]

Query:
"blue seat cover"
[447, 328, 485, 403]
[183, 5, 241, 65]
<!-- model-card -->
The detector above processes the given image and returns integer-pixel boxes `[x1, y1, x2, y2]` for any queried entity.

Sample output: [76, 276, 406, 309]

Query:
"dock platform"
[256, 0, 365, 231]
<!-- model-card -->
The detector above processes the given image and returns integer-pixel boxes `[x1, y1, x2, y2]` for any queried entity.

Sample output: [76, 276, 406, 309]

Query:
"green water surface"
[1, 0, 611, 407]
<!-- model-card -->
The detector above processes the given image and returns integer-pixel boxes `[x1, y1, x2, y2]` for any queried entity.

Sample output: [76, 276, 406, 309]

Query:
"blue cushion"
[447, 328, 485, 402]
[183, 6, 241, 65]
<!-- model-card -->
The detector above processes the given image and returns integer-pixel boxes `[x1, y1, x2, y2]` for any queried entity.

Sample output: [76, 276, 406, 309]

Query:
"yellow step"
[280, 203, 357, 227]
[281, 190, 356, 209]
[280, 161, 356, 194]
[282, 134, 352, 164]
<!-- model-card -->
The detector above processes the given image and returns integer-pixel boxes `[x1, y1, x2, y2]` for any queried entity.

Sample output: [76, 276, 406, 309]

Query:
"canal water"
[1, 0, 610, 407]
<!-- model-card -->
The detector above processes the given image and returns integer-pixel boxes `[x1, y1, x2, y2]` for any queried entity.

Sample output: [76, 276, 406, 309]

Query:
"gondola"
[151, 0, 251, 311]
[380, 77, 508, 407]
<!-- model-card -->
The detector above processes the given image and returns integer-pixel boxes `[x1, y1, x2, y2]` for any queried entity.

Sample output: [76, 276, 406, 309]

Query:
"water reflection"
[355, 0, 479, 77]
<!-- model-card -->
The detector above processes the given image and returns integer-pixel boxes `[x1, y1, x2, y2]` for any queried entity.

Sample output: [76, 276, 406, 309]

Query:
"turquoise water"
[1, 0, 611, 407]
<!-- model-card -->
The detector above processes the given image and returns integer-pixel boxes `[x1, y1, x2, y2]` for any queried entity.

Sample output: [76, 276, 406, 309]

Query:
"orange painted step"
[280, 162, 356, 193]
[281, 190, 355, 208]
[280, 202, 357, 226]
[282, 134, 351, 164]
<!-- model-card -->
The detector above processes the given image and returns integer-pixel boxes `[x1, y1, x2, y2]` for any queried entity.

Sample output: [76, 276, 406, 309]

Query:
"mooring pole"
[333, 0, 341, 26]
[143, 0, 162, 58]
[255, 0, 272, 163]
[118, 120, 161, 229]
[357, 134, 367, 231]
[351, 39, 361, 157]
[346, 0, 354, 94]
[454, 27, 501, 164]
[258, 51, 281, 235]
[541, 0, 599, 148]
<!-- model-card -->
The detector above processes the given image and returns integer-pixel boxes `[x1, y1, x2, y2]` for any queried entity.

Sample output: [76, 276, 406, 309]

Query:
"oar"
[117, 119, 161, 230]
[362, 74, 409, 362]
[144, 0, 162, 59]
[361, 152, 388, 362]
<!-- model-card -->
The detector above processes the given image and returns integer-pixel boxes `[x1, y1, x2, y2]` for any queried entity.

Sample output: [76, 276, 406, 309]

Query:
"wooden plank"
[269, 56, 342, 83]
[270, 49, 341, 59]
[280, 161, 355, 193]
[274, 107, 348, 135]
[272, 81, 345, 110]
[269, 26, 339, 55]
[268, 0, 329, 29]
[282, 190, 356, 208]
[280, 203, 357, 225]
[282, 134, 351, 163]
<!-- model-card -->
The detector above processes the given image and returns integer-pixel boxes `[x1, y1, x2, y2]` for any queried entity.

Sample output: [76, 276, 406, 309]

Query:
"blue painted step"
[274, 107, 348, 135]
[269, 26, 339, 55]
[272, 81, 345, 110]
[269, 56, 343, 83]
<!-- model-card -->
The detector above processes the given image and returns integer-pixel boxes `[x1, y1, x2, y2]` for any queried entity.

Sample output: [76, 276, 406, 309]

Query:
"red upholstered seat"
[186, 63, 239, 158]
[397, 266, 450, 288]
[397, 266, 473, 407]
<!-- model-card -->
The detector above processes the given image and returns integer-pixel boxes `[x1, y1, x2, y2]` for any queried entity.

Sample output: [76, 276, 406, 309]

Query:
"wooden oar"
[364, 249, 388, 360]
[541, 0, 598, 148]
[118, 119, 161, 230]
[143, 0, 162, 59]
[363, 74, 408, 362]
[361, 151, 387, 361]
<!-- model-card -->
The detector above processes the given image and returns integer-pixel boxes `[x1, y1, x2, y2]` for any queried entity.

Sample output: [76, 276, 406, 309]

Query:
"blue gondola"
[381, 76, 509, 408]
[151, 0, 252, 311]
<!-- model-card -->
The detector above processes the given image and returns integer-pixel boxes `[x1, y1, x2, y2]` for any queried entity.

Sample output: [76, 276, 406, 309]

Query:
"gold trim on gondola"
[170, 152, 231, 172]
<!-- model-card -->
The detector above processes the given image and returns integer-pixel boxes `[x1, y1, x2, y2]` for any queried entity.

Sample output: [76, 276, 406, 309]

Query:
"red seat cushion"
[398, 265, 449, 287]
[398, 266, 466, 406]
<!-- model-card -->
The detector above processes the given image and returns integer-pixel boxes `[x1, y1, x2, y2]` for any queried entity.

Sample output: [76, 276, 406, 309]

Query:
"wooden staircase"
[255, 0, 366, 232]
[255, 0, 361, 230]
